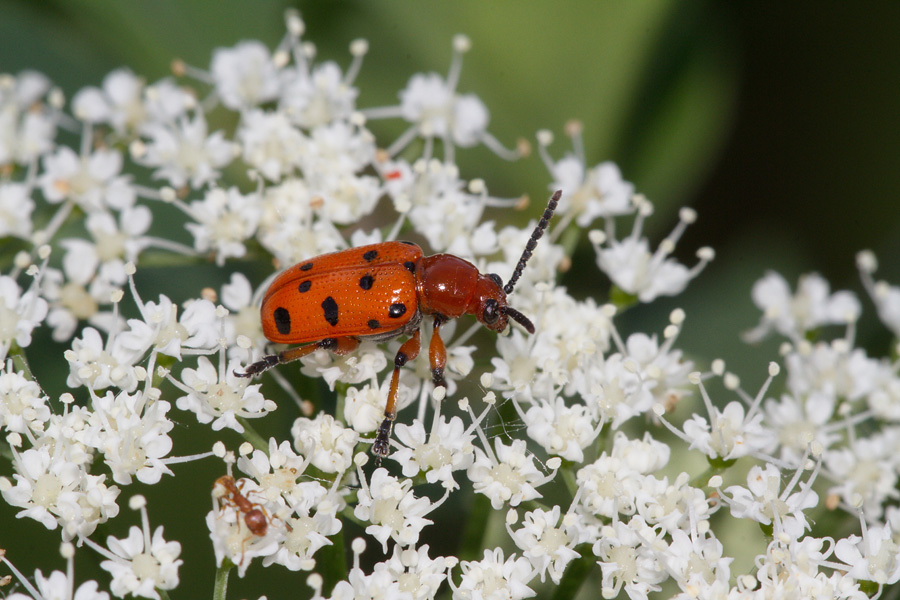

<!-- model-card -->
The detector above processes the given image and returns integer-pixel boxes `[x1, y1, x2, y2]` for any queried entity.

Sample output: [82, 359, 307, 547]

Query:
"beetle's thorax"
[416, 254, 509, 331]
[416, 254, 480, 318]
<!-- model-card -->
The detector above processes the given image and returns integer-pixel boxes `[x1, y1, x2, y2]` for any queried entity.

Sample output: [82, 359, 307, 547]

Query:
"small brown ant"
[213, 475, 273, 561]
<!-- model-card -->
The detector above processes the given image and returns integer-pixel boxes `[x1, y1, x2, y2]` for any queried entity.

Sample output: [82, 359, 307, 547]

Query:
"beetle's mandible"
[237, 190, 561, 458]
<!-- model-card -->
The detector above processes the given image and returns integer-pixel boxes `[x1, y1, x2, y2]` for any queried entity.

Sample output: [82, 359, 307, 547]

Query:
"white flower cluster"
[0, 9, 897, 600]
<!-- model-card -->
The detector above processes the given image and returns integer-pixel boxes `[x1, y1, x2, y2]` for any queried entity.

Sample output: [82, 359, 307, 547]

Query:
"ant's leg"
[372, 329, 421, 458]
[235, 337, 360, 377]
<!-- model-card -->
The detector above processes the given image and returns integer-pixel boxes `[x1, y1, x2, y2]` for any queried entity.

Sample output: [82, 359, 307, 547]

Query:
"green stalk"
[213, 558, 234, 600]
[9, 342, 36, 382]
[237, 417, 269, 452]
[458, 493, 492, 562]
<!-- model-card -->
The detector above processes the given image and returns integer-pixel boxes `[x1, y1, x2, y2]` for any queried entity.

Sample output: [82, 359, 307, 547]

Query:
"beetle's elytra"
[237, 190, 561, 458]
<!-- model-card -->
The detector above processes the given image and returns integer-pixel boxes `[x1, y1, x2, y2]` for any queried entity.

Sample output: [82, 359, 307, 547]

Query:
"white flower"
[451, 547, 536, 600]
[785, 341, 881, 407]
[354, 467, 437, 551]
[100, 525, 182, 599]
[593, 517, 667, 600]
[507, 506, 580, 584]
[72, 68, 146, 133]
[858, 250, 900, 337]
[399, 72, 489, 148]
[238, 109, 306, 181]
[584, 353, 654, 429]
[391, 414, 475, 488]
[609, 431, 671, 475]
[661, 529, 732, 598]
[174, 356, 273, 432]
[211, 40, 280, 111]
[0, 71, 57, 166]
[0, 274, 49, 359]
[762, 391, 840, 465]
[1, 442, 120, 540]
[265, 482, 342, 572]
[467, 438, 548, 509]
[39, 146, 135, 212]
[256, 177, 345, 265]
[591, 202, 712, 303]
[311, 342, 388, 391]
[0, 182, 36, 239]
[575, 453, 642, 519]
[682, 400, 772, 461]
[0, 363, 50, 433]
[7, 569, 110, 600]
[138, 110, 236, 189]
[722, 463, 818, 534]
[835, 523, 900, 585]
[824, 427, 900, 519]
[87, 390, 174, 485]
[291, 413, 358, 474]
[142, 79, 195, 125]
[523, 397, 598, 463]
[342, 382, 390, 436]
[65, 326, 143, 392]
[744, 271, 861, 342]
[279, 61, 358, 128]
[537, 125, 635, 226]
[185, 187, 260, 265]
[376, 545, 449, 600]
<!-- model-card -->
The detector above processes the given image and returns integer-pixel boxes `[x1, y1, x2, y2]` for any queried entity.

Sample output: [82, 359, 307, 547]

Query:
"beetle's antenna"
[501, 306, 535, 334]
[503, 190, 561, 295]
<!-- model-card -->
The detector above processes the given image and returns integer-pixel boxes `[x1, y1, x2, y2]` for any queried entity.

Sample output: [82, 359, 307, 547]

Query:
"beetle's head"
[471, 273, 535, 334]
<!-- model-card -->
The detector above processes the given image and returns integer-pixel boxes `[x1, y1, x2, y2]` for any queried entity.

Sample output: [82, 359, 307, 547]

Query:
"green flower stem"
[558, 222, 583, 259]
[237, 417, 269, 452]
[317, 529, 348, 595]
[213, 558, 234, 600]
[688, 457, 736, 489]
[560, 464, 579, 498]
[9, 342, 35, 382]
[458, 493, 493, 562]
[157, 589, 172, 600]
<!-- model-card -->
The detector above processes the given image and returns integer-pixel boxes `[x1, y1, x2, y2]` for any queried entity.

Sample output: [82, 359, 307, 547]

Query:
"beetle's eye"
[483, 299, 500, 324]
[488, 273, 503, 287]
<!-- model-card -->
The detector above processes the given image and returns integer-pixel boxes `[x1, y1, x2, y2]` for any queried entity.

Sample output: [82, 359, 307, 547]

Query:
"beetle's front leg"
[372, 329, 421, 458]
[235, 337, 360, 378]
[429, 316, 447, 388]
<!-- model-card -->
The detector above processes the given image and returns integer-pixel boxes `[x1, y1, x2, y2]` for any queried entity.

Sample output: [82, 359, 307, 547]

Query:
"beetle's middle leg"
[372, 329, 421, 458]
[235, 337, 360, 378]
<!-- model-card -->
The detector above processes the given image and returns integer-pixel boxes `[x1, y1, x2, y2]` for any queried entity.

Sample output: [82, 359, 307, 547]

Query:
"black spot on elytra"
[359, 274, 374, 290]
[363, 250, 378, 262]
[299, 262, 313, 271]
[400, 240, 416, 246]
[273, 307, 291, 335]
[297, 280, 311, 293]
[389, 303, 407, 318]
[404, 261, 416, 274]
[321, 296, 339, 326]
[368, 319, 380, 329]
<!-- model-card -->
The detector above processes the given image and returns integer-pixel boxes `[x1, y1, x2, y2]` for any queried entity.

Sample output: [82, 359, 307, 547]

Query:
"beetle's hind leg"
[428, 316, 448, 388]
[372, 329, 421, 458]
[235, 337, 360, 378]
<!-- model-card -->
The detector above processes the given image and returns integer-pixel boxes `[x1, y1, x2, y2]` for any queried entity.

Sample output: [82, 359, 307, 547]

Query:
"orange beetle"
[238, 190, 560, 457]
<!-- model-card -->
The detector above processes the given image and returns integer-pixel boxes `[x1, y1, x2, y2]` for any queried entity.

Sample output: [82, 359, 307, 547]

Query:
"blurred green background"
[1, 1, 899, 598]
